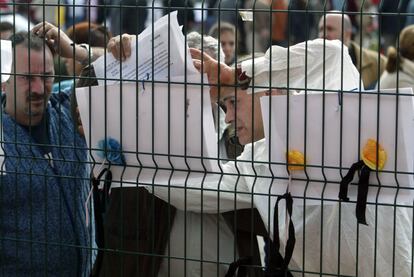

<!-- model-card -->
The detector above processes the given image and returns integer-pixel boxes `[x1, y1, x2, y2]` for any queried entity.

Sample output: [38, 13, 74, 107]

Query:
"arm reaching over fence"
[31, 21, 105, 66]
[190, 47, 236, 99]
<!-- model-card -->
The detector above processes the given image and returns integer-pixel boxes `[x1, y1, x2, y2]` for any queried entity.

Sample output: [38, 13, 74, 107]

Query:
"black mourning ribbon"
[225, 257, 252, 277]
[265, 192, 295, 277]
[91, 168, 112, 276]
[225, 193, 295, 277]
[338, 160, 370, 225]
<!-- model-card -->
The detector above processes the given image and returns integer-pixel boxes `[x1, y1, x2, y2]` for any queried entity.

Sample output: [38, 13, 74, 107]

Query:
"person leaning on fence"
[318, 11, 387, 89]
[149, 38, 407, 276]
[108, 36, 361, 275]
[0, 22, 108, 276]
[378, 24, 414, 92]
[189, 40, 412, 276]
[0, 31, 94, 276]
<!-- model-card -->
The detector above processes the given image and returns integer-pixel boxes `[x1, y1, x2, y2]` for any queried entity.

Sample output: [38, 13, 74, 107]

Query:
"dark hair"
[66, 22, 112, 48]
[386, 25, 414, 73]
[9, 31, 52, 53]
[208, 22, 236, 39]
[0, 21, 13, 32]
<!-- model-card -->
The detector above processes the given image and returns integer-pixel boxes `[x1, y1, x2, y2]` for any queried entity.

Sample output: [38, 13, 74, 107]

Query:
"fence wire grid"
[0, 1, 413, 277]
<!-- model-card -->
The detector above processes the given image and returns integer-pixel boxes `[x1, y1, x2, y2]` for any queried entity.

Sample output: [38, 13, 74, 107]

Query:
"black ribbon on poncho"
[338, 160, 371, 225]
[224, 193, 295, 277]
[265, 192, 295, 277]
[91, 168, 113, 276]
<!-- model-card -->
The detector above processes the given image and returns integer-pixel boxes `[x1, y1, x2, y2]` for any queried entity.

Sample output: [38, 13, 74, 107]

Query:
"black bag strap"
[225, 256, 252, 277]
[338, 160, 370, 225]
[265, 192, 295, 277]
[224, 193, 295, 277]
[91, 168, 112, 277]
[355, 165, 370, 225]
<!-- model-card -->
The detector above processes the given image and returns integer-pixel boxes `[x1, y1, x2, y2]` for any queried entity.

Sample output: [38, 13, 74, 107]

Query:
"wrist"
[76, 43, 93, 66]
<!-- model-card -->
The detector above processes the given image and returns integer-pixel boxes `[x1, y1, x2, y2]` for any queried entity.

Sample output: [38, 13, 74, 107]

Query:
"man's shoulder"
[49, 90, 71, 108]
[238, 139, 268, 162]
[350, 41, 385, 60]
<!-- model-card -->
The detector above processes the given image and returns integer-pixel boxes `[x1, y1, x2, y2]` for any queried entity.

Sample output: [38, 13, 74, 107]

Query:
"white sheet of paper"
[93, 11, 198, 86]
[239, 11, 253, 21]
[76, 74, 219, 182]
[261, 89, 414, 205]
[1, 40, 12, 83]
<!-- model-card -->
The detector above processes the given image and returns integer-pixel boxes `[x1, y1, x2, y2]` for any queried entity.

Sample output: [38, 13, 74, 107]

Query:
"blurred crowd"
[1, 1, 413, 52]
[1, 1, 414, 89]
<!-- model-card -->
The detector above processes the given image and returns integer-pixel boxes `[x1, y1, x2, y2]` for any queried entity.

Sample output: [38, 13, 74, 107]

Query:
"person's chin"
[25, 107, 45, 119]
[237, 129, 251, 145]
[28, 101, 46, 111]
[30, 107, 44, 115]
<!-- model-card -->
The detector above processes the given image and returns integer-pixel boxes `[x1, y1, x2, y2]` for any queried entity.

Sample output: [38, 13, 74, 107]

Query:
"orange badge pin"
[287, 150, 305, 171]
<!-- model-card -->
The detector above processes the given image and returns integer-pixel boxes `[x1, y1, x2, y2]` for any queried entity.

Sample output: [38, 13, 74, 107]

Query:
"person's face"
[0, 30, 12, 40]
[318, 15, 351, 45]
[5, 45, 54, 126]
[64, 57, 83, 77]
[220, 88, 265, 145]
[220, 30, 235, 64]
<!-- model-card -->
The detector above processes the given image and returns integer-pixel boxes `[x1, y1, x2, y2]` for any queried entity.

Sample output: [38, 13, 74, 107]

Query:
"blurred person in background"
[209, 22, 236, 65]
[378, 25, 414, 92]
[0, 21, 13, 39]
[212, 0, 248, 54]
[318, 11, 386, 89]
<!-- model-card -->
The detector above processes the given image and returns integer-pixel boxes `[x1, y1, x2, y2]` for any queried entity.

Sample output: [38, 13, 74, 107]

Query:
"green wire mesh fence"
[0, 1, 413, 276]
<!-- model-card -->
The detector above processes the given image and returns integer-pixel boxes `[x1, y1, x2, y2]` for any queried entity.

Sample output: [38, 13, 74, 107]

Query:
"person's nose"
[29, 76, 44, 96]
[222, 44, 230, 54]
[224, 105, 235, 124]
